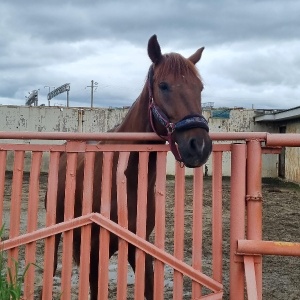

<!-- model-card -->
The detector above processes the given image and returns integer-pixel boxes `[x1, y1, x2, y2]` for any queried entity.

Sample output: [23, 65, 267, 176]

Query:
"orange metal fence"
[0, 131, 299, 300]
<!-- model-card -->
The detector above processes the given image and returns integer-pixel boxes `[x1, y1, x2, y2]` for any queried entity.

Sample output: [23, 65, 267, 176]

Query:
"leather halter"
[147, 65, 209, 162]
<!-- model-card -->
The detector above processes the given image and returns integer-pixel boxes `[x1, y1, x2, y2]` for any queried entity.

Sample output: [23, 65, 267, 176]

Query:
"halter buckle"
[166, 123, 175, 134]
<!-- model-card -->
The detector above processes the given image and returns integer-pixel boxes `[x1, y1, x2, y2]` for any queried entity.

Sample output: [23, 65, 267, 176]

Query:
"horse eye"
[159, 82, 169, 91]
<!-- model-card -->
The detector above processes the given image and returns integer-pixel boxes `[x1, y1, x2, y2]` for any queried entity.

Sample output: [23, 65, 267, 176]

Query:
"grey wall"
[0, 105, 280, 177]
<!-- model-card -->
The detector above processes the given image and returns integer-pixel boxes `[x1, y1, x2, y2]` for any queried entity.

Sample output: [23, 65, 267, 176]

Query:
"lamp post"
[44, 86, 55, 106]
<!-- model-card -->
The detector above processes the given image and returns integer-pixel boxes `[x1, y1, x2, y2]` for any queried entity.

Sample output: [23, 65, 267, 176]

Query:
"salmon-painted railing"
[0, 132, 299, 300]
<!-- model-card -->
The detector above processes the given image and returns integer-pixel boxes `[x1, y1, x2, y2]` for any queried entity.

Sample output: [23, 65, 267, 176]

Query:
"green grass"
[0, 226, 30, 300]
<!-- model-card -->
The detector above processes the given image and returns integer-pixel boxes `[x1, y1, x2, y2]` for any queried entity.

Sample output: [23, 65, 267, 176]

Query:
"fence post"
[212, 150, 223, 283]
[230, 143, 246, 300]
[246, 139, 263, 300]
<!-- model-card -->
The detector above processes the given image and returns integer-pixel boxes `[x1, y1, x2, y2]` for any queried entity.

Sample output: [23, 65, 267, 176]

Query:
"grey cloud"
[1, 0, 300, 108]
[4, 1, 300, 46]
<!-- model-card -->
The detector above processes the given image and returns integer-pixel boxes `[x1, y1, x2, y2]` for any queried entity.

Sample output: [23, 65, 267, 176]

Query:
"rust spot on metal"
[157, 190, 164, 196]
[274, 241, 297, 247]
[245, 195, 263, 202]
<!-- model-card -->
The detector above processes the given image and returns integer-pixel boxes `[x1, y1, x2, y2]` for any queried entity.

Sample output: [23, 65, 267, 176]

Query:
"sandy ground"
[1, 172, 300, 299]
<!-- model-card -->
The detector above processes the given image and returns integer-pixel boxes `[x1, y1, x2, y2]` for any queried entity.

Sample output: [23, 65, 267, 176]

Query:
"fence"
[0, 131, 299, 299]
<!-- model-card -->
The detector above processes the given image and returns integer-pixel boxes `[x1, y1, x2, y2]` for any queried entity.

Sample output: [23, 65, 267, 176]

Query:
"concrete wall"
[0, 105, 279, 177]
[167, 108, 279, 177]
[0, 105, 129, 173]
[0, 105, 128, 133]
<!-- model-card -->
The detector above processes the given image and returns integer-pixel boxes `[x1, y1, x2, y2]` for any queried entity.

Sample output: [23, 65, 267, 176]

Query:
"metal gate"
[0, 131, 299, 300]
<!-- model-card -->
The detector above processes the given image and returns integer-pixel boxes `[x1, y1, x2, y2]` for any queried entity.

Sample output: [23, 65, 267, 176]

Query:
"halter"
[147, 65, 209, 162]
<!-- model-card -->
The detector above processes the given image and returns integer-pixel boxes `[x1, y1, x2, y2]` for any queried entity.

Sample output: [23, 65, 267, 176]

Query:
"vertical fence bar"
[244, 256, 258, 300]
[192, 166, 203, 298]
[8, 150, 24, 273]
[154, 151, 167, 300]
[42, 151, 60, 300]
[61, 151, 78, 299]
[246, 140, 263, 300]
[173, 162, 185, 299]
[0, 150, 7, 229]
[98, 152, 114, 300]
[212, 151, 223, 283]
[78, 151, 95, 299]
[24, 151, 42, 299]
[230, 143, 246, 300]
[116, 152, 130, 300]
[134, 152, 149, 300]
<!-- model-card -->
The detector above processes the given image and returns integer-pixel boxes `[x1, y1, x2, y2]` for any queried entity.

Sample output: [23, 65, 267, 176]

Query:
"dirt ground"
[1, 172, 300, 299]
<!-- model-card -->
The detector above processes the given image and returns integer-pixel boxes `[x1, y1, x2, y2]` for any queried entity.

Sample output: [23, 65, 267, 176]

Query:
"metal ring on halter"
[166, 123, 175, 134]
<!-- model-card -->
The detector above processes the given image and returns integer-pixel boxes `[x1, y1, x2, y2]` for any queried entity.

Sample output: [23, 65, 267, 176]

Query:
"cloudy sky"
[1, 0, 300, 109]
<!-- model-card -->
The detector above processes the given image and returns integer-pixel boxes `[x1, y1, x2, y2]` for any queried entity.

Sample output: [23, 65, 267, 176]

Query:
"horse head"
[147, 35, 212, 168]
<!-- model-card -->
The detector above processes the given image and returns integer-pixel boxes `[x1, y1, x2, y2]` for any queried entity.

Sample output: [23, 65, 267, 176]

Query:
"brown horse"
[48, 35, 212, 299]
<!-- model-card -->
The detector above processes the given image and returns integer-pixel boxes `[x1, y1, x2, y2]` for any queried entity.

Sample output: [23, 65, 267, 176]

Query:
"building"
[254, 106, 300, 183]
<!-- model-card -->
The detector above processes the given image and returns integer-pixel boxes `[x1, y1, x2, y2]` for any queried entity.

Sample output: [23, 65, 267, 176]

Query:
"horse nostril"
[189, 138, 201, 153]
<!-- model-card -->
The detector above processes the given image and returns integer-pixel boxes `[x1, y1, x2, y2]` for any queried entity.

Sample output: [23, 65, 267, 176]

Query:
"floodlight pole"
[44, 86, 55, 106]
[25, 89, 39, 106]
[67, 90, 69, 107]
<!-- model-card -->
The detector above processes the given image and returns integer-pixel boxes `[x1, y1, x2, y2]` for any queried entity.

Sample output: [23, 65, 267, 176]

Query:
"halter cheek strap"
[147, 65, 209, 162]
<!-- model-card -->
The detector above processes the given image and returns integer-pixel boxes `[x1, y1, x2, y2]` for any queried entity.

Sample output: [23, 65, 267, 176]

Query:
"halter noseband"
[147, 65, 209, 162]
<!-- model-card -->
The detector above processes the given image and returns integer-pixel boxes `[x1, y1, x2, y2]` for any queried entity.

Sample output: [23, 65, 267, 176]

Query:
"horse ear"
[188, 47, 205, 64]
[148, 34, 162, 64]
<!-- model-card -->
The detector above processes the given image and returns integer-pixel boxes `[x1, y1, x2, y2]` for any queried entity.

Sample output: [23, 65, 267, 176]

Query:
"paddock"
[0, 131, 300, 299]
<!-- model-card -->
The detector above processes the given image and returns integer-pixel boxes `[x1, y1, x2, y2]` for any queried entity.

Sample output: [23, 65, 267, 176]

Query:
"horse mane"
[154, 53, 201, 83]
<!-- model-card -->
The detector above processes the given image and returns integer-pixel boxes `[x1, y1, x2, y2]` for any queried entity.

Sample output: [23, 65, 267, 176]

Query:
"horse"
[47, 34, 212, 300]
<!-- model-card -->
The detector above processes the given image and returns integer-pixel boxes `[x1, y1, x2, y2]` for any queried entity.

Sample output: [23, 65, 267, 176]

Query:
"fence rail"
[0, 132, 299, 299]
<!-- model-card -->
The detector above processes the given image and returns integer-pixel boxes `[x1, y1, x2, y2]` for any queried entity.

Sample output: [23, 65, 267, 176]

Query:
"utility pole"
[86, 80, 98, 108]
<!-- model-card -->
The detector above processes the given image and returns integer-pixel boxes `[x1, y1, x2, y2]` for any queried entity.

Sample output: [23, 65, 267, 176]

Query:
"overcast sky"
[1, 0, 300, 109]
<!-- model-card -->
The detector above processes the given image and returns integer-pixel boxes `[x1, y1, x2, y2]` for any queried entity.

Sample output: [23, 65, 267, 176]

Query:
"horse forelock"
[153, 53, 201, 83]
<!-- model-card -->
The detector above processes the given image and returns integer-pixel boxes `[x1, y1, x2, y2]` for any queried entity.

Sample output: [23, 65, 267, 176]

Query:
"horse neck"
[116, 85, 152, 133]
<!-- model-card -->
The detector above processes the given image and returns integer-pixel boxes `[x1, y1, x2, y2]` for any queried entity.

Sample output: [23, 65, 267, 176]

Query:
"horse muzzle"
[176, 129, 212, 168]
